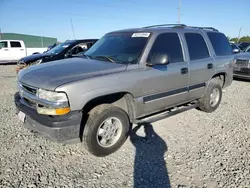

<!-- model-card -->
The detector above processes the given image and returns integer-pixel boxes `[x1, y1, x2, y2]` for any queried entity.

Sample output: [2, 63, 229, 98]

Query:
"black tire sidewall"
[85, 106, 130, 157]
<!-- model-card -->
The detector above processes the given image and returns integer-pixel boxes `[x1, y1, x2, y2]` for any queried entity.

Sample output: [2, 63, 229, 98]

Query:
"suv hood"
[235, 52, 250, 60]
[20, 53, 55, 64]
[18, 57, 127, 90]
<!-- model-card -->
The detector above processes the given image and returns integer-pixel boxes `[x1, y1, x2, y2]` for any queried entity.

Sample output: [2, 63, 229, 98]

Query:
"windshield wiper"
[94, 55, 116, 63]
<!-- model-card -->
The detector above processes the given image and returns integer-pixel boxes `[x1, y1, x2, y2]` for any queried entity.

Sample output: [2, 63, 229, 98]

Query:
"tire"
[82, 104, 130, 157]
[198, 78, 222, 113]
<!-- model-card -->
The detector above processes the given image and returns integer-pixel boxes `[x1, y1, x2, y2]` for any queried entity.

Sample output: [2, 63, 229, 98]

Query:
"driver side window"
[0, 41, 8, 48]
[147, 33, 184, 64]
[71, 44, 85, 55]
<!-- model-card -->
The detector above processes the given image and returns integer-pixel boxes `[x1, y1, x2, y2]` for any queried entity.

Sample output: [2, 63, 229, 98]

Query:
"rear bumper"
[14, 92, 82, 143]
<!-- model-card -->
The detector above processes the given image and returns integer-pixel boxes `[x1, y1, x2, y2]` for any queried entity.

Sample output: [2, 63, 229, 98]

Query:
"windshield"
[238, 42, 250, 51]
[85, 32, 150, 64]
[47, 40, 75, 54]
[230, 43, 238, 50]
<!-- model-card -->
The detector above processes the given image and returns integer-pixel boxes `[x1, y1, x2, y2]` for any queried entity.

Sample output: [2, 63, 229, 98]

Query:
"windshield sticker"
[132, 33, 150, 38]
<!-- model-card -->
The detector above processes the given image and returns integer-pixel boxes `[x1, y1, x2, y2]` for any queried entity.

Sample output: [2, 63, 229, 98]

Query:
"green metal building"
[0, 33, 57, 48]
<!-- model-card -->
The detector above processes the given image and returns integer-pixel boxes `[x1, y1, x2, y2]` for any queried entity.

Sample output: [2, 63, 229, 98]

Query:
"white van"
[0, 40, 47, 63]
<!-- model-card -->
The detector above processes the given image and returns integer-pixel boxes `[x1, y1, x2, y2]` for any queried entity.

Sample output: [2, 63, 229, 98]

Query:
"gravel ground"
[0, 65, 249, 188]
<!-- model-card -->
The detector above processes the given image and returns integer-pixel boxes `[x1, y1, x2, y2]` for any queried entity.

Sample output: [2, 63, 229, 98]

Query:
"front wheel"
[198, 78, 222, 113]
[82, 104, 130, 157]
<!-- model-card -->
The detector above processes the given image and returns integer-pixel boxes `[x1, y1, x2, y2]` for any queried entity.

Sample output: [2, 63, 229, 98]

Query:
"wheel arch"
[211, 72, 227, 88]
[82, 92, 136, 122]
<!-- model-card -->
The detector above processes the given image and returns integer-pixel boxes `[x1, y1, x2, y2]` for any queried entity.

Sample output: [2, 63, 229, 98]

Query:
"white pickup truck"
[0, 40, 47, 64]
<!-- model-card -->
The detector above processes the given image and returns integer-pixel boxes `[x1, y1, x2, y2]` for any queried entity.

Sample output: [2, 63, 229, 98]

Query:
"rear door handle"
[181, 67, 188, 74]
[4, 49, 8, 51]
[20, 49, 24, 51]
[207, 63, 213, 69]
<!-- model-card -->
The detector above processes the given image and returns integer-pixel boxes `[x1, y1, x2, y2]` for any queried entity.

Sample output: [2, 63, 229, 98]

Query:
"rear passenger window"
[10, 42, 21, 48]
[207, 32, 232, 56]
[185, 33, 210, 60]
[147, 33, 183, 64]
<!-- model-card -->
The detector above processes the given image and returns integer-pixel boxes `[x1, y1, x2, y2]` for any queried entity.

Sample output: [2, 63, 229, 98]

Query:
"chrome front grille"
[18, 82, 38, 108]
[17, 82, 68, 108]
[236, 59, 249, 67]
[21, 84, 37, 95]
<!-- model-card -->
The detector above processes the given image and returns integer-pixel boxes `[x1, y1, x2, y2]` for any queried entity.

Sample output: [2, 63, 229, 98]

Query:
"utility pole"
[41, 36, 44, 47]
[70, 18, 76, 39]
[178, 0, 182, 24]
[237, 27, 242, 44]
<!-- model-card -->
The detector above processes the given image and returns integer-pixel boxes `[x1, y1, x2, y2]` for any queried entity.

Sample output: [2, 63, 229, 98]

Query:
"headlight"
[37, 89, 68, 103]
[36, 89, 70, 115]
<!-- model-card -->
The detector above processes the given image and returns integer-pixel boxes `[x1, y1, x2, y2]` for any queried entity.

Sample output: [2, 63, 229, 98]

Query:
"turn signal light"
[55, 108, 71, 115]
[37, 107, 71, 115]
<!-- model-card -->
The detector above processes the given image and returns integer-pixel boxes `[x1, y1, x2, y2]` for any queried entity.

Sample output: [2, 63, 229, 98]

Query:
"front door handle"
[181, 67, 188, 74]
[4, 49, 8, 51]
[207, 63, 213, 69]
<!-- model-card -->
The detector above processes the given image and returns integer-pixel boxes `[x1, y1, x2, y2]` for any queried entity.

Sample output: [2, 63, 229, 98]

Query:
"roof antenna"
[70, 17, 76, 39]
[178, 0, 182, 24]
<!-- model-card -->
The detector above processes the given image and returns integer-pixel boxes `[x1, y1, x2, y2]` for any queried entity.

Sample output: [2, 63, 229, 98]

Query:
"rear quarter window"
[207, 32, 232, 56]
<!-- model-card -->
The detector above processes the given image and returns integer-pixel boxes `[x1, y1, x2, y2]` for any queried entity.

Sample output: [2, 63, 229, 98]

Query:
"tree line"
[227, 36, 250, 43]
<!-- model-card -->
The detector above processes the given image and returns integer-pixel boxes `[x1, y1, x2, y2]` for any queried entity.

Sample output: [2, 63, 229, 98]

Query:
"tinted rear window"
[10, 41, 21, 48]
[185, 33, 210, 60]
[207, 32, 232, 56]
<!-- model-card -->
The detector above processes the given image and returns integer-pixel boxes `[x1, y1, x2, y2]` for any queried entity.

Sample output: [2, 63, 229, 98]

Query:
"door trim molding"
[143, 82, 206, 103]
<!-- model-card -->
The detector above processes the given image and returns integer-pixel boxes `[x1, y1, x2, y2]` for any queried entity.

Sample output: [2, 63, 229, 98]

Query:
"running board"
[135, 101, 199, 124]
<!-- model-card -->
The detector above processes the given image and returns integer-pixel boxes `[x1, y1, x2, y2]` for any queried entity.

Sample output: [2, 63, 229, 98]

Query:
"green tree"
[239, 36, 250, 43]
[230, 38, 239, 43]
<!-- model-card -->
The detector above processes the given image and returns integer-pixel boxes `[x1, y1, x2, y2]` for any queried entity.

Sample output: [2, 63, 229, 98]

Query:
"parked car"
[16, 39, 98, 73]
[244, 46, 250, 53]
[15, 24, 233, 157]
[233, 47, 250, 80]
[238, 42, 250, 51]
[230, 42, 241, 54]
[0, 40, 47, 64]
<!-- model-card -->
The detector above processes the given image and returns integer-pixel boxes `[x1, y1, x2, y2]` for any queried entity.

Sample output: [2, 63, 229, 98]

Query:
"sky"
[0, 0, 249, 42]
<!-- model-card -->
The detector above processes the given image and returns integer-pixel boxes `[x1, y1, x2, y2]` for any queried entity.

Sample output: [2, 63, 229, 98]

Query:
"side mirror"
[147, 53, 170, 66]
[233, 49, 240, 54]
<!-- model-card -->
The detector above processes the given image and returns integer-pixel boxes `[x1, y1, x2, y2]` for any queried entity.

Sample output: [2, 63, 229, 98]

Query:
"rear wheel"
[82, 104, 130, 157]
[198, 78, 222, 113]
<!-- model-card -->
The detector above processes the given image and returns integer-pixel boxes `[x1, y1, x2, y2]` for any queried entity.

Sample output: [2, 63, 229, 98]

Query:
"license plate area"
[18, 111, 26, 122]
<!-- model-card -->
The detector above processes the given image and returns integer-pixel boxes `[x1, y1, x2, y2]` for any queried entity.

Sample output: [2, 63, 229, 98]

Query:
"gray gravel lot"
[0, 65, 249, 188]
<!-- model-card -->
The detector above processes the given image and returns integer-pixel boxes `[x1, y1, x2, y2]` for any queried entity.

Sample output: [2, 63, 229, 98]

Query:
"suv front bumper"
[14, 92, 82, 143]
[233, 67, 250, 80]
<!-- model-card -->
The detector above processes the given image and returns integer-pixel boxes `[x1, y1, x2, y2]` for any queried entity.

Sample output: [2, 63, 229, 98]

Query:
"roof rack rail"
[143, 24, 219, 32]
[143, 24, 187, 28]
[185, 26, 219, 32]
